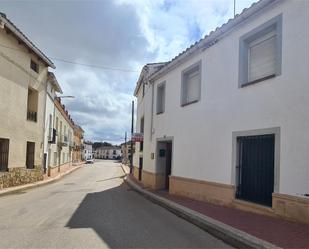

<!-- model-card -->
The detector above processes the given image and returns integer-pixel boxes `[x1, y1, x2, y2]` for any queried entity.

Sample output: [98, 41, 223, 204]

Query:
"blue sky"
[0, 0, 256, 144]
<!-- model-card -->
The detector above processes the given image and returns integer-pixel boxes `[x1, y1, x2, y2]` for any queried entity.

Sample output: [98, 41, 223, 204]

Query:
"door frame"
[138, 157, 143, 181]
[232, 127, 280, 196]
[156, 136, 174, 189]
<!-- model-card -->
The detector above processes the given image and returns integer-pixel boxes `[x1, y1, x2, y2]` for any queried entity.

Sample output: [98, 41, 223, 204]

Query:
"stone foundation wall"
[169, 175, 235, 206]
[0, 166, 43, 189]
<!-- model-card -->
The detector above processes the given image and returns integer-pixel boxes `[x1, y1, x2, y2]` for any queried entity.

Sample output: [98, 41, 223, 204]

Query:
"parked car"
[86, 158, 94, 164]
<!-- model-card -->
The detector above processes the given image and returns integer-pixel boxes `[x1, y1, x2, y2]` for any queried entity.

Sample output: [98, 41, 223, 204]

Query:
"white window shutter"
[186, 71, 200, 103]
[248, 31, 276, 82]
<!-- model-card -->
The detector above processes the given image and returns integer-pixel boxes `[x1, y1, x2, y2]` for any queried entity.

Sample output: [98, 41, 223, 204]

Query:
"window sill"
[181, 99, 199, 107]
[241, 74, 276, 88]
[156, 111, 164, 115]
[26, 119, 37, 123]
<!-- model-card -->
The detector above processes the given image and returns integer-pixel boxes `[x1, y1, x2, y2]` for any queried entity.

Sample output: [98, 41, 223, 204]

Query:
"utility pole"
[130, 100, 134, 174]
[234, 0, 236, 17]
[124, 131, 127, 164]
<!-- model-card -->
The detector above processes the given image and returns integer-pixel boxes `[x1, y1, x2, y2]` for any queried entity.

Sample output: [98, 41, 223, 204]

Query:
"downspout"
[41, 75, 48, 174]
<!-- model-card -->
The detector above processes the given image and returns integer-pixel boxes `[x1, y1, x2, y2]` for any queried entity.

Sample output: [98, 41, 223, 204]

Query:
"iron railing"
[27, 110, 37, 122]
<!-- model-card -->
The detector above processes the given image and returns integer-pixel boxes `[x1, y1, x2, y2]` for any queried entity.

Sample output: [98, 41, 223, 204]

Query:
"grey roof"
[0, 12, 55, 68]
[134, 62, 167, 96]
[146, 0, 278, 82]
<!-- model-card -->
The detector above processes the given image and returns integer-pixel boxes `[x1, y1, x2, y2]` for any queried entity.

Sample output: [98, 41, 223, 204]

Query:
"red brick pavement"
[128, 175, 309, 249]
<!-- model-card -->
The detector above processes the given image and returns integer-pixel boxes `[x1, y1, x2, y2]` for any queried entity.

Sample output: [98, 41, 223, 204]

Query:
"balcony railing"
[27, 110, 37, 122]
[57, 134, 68, 147]
[48, 128, 56, 144]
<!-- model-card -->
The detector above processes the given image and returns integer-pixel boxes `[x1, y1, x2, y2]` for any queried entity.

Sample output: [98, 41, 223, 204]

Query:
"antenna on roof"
[234, 0, 236, 17]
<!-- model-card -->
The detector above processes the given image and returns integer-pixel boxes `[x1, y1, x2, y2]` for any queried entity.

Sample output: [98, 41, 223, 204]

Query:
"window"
[239, 14, 282, 87]
[140, 116, 144, 133]
[0, 138, 9, 172]
[140, 141, 143, 152]
[30, 59, 39, 73]
[27, 88, 38, 122]
[26, 142, 35, 169]
[181, 61, 201, 106]
[156, 82, 165, 114]
[142, 83, 145, 97]
[56, 117, 59, 131]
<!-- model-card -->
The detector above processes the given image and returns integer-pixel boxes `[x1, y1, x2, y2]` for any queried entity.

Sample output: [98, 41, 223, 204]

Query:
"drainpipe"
[41, 75, 48, 174]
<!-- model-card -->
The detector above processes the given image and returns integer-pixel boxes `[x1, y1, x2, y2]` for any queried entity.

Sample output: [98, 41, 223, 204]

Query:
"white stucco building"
[43, 72, 62, 174]
[95, 146, 122, 160]
[83, 142, 93, 160]
[133, 0, 309, 224]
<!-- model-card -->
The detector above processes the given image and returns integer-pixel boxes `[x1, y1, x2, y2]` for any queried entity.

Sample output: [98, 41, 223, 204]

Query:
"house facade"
[43, 72, 62, 174]
[133, 0, 309, 224]
[48, 98, 74, 176]
[95, 146, 121, 160]
[0, 12, 55, 188]
[73, 125, 84, 163]
[121, 141, 135, 164]
[83, 142, 93, 160]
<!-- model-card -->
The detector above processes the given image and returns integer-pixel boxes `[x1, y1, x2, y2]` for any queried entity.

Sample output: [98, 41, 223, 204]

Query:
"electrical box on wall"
[151, 153, 154, 159]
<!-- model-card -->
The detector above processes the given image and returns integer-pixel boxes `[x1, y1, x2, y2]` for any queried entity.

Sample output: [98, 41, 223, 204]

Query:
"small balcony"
[57, 134, 68, 147]
[27, 110, 37, 122]
[48, 128, 56, 144]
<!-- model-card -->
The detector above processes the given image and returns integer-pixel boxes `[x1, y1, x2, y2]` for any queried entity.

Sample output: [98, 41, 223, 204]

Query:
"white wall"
[83, 144, 93, 160]
[136, 0, 309, 197]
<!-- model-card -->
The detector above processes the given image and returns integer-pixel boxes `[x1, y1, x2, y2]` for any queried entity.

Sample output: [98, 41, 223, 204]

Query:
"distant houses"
[95, 145, 122, 160]
[0, 12, 84, 188]
[121, 141, 135, 165]
[83, 141, 93, 160]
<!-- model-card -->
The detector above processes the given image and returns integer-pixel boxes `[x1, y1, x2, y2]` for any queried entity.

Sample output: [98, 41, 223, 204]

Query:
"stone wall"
[0, 166, 43, 189]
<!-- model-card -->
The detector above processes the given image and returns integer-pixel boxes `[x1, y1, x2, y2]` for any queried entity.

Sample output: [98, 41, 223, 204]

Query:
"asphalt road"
[0, 160, 233, 249]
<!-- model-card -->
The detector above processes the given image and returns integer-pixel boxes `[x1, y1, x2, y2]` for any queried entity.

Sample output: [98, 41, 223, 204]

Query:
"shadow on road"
[66, 183, 229, 248]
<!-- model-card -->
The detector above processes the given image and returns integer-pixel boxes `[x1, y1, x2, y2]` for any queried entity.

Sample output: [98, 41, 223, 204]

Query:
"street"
[0, 160, 233, 249]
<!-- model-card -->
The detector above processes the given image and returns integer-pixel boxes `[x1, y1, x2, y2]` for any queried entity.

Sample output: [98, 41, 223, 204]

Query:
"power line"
[0, 42, 139, 73]
[49, 57, 138, 72]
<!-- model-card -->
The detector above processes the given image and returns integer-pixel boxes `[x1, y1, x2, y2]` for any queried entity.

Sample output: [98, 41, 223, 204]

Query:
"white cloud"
[0, 0, 257, 144]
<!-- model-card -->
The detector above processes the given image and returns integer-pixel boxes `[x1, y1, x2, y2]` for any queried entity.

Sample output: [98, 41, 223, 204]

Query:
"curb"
[0, 164, 84, 197]
[124, 176, 280, 249]
[120, 164, 130, 175]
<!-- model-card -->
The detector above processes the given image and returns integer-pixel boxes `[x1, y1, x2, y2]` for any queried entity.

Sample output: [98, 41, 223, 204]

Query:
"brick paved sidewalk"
[128, 175, 309, 249]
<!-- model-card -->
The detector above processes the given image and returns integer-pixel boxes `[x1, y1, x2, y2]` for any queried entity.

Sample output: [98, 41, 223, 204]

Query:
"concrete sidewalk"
[0, 164, 83, 197]
[124, 174, 309, 249]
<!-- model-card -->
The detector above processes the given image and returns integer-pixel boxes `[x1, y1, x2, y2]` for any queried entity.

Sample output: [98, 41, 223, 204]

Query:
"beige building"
[72, 125, 84, 164]
[121, 141, 135, 165]
[48, 98, 74, 176]
[0, 12, 55, 188]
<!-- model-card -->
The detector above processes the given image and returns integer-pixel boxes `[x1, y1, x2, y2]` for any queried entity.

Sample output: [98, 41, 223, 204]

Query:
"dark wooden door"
[165, 143, 172, 189]
[0, 138, 9, 172]
[26, 142, 35, 169]
[236, 135, 275, 206]
[43, 153, 47, 173]
[138, 157, 143, 181]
